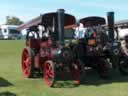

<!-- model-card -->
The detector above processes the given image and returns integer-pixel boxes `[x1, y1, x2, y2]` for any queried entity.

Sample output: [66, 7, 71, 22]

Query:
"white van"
[0, 25, 21, 39]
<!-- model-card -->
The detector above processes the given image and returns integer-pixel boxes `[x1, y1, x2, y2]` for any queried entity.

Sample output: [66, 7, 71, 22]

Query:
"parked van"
[0, 25, 21, 39]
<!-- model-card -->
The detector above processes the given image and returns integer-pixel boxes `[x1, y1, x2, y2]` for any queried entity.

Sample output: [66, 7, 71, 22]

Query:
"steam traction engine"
[18, 9, 81, 87]
[77, 16, 110, 78]
[74, 12, 122, 78]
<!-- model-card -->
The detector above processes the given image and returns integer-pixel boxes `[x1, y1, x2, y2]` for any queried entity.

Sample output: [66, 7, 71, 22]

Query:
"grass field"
[0, 40, 128, 96]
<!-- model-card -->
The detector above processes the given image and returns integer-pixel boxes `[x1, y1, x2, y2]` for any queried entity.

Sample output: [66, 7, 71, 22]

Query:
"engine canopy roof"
[80, 16, 106, 27]
[17, 12, 76, 31]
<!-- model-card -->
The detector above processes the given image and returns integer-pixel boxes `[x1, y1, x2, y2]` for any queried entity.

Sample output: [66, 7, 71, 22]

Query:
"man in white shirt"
[121, 35, 128, 56]
[75, 23, 86, 39]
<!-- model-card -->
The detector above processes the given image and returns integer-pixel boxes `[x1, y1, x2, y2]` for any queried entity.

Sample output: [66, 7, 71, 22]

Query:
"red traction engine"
[17, 9, 81, 87]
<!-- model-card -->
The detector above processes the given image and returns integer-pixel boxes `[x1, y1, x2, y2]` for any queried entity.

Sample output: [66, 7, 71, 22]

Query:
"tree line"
[5, 16, 24, 25]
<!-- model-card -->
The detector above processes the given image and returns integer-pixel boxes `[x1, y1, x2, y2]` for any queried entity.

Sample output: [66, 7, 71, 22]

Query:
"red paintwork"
[40, 37, 57, 59]
[26, 39, 40, 49]
[34, 54, 40, 68]
[21, 48, 31, 78]
[70, 62, 80, 85]
[33, 37, 57, 69]
[40, 37, 52, 48]
[43, 61, 55, 87]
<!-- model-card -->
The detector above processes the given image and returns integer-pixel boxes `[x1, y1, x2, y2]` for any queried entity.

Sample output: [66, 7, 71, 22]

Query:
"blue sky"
[0, 0, 128, 24]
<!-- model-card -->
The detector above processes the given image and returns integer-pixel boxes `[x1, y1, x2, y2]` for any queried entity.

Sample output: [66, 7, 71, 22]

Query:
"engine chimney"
[107, 12, 114, 42]
[57, 9, 65, 45]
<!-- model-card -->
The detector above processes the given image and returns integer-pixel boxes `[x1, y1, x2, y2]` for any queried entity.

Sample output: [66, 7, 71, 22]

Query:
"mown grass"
[0, 40, 128, 96]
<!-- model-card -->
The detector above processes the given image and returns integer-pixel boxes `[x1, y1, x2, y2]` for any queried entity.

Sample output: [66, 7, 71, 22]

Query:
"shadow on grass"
[52, 69, 128, 88]
[53, 81, 79, 88]
[49, 72, 80, 88]
[0, 77, 13, 87]
[81, 69, 128, 86]
[0, 92, 16, 96]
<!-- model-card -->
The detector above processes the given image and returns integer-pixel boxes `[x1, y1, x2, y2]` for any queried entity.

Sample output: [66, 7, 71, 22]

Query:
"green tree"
[6, 16, 23, 25]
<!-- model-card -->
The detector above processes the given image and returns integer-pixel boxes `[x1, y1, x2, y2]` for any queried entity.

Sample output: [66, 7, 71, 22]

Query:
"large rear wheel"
[97, 58, 110, 78]
[21, 47, 35, 78]
[43, 60, 55, 87]
[119, 57, 128, 75]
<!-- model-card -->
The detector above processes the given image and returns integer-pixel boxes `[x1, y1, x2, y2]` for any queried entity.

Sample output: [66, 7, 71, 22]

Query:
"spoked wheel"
[70, 61, 80, 85]
[43, 60, 55, 87]
[119, 58, 128, 75]
[97, 58, 110, 78]
[21, 47, 34, 78]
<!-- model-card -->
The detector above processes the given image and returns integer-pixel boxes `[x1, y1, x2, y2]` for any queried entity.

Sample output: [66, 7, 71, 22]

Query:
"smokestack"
[107, 12, 114, 42]
[57, 9, 65, 44]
